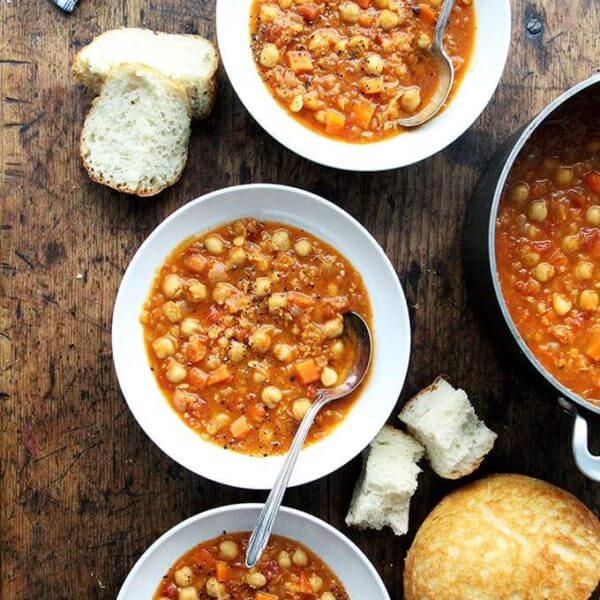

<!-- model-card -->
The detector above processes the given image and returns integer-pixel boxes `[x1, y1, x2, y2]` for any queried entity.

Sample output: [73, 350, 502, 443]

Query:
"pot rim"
[488, 72, 600, 416]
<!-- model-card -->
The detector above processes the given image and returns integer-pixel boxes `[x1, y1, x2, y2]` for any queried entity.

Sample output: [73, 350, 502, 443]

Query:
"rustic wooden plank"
[1, 0, 598, 598]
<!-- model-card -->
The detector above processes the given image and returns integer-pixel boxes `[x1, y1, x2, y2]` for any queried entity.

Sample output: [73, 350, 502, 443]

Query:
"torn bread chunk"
[73, 28, 219, 119]
[399, 377, 497, 479]
[346, 426, 424, 536]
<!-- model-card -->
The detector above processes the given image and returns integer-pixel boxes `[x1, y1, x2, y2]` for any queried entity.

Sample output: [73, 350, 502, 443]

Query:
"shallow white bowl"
[216, 0, 511, 171]
[117, 504, 390, 599]
[112, 184, 410, 489]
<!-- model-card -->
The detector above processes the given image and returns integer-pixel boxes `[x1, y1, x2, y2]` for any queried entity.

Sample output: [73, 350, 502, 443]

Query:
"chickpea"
[528, 199, 548, 223]
[233, 235, 245, 247]
[273, 343, 293, 362]
[363, 53, 385, 75]
[292, 547, 308, 567]
[246, 571, 267, 589]
[208, 261, 227, 283]
[181, 317, 202, 337]
[293, 398, 312, 421]
[309, 34, 330, 54]
[162, 273, 183, 299]
[561, 234, 579, 253]
[174, 566, 194, 587]
[188, 281, 208, 302]
[552, 293, 572, 317]
[294, 239, 313, 257]
[268, 293, 287, 312]
[205, 235, 225, 255]
[228, 340, 247, 363]
[574, 261, 594, 280]
[272, 230, 291, 251]
[253, 369, 267, 384]
[152, 336, 175, 359]
[417, 32, 432, 49]
[510, 182, 530, 204]
[321, 594, 336, 600]
[250, 328, 272, 353]
[379, 9, 399, 30]
[166, 360, 187, 383]
[278, 550, 292, 568]
[339, 1, 360, 23]
[229, 248, 247, 267]
[310, 574, 324, 593]
[348, 35, 370, 54]
[400, 87, 421, 113]
[183, 254, 207, 273]
[586, 205, 600, 226]
[179, 588, 199, 600]
[162, 301, 182, 323]
[260, 43, 280, 68]
[213, 282, 236, 304]
[323, 317, 344, 339]
[254, 277, 272, 297]
[533, 262, 555, 283]
[206, 413, 230, 435]
[321, 366, 338, 387]
[554, 167, 574, 187]
[331, 339, 345, 358]
[205, 577, 225, 598]
[579, 290, 599, 311]
[522, 251, 540, 267]
[259, 3, 279, 21]
[219, 540, 239, 561]
[262, 385, 283, 408]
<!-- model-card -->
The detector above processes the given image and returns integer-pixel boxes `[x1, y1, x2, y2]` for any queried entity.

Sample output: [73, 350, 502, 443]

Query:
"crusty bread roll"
[73, 28, 218, 119]
[404, 474, 600, 600]
[80, 64, 191, 196]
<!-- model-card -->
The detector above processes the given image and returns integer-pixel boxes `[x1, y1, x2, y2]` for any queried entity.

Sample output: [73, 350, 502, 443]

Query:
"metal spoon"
[396, 0, 456, 127]
[245, 312, 372, 568]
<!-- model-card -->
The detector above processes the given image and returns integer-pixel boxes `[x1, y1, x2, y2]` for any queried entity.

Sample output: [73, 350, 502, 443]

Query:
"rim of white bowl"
[117, 504, 391, 599]
[216, 0, 512, 171]
[112, 184, 411, 489]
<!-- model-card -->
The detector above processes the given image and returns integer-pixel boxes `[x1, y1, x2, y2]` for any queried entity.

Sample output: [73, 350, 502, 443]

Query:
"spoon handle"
[434, 0, 456, 48]
[245, 392, 327, 568]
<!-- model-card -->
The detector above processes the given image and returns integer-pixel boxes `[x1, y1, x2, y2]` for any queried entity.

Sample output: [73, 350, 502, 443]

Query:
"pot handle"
[558, 397, 600, 482]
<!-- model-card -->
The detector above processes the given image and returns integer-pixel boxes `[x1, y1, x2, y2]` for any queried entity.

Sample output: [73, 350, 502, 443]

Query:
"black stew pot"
[464, 73, 600, 482]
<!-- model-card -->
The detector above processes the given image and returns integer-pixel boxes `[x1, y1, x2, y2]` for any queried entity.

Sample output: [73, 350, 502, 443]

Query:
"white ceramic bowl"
[117, 504, 390, 599]
[113, 184, 410, 489]
[216, 0, 511, 171]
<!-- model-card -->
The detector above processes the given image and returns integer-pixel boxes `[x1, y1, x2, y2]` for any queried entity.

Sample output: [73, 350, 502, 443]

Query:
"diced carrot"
[230, 415, 252, 439]
[296, 5, 319, 20]
[207, 364, 231, 386]
[255, 593, 279, 600]
[585, 170, 600, 194]
[287, 50, 314, 73]
[358, 0, 370, 7]
[585, 337, 600, 362]
[188, 367, 209, 390]
[325, 109, 346, 134]
[359, 77, 385, 95]
[418, 3, 437, 24]
[294, 358, 321, 384]
[215, 561, 230, 582]
[352, 100, 376, 129]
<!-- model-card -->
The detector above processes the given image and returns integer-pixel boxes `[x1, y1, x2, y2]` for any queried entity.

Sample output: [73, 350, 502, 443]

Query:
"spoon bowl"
[396, 0, 456, 128]
[245, 312, 372, 568]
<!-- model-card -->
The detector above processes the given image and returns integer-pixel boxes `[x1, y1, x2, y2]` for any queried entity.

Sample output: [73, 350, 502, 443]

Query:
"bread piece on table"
[80, 65, 191, 197]
[398, 376, 496, 479]
[404, 474, 600, 600]
[73, 28, 219, 119]
[345, 426, 424, 536]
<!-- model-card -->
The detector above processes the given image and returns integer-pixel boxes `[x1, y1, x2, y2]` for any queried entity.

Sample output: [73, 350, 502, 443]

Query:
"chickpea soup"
[154, 532, 349, 600]
[495, 95, 600, 403]
[141, 219, 372, 455]
[250, 0, 476, 142]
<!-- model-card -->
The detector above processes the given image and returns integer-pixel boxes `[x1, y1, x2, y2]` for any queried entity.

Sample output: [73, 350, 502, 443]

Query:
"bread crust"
[80, 64, 190, 197]
[73, 28, 219, 120]
[404, 474, 600, 600]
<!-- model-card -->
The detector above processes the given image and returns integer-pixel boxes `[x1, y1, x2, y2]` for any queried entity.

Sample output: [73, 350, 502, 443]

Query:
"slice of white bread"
[80, 65, 191, 197]
[73, 28, 219, 119]
[346, 426, 424, 536]
[399, 377, 497, 479]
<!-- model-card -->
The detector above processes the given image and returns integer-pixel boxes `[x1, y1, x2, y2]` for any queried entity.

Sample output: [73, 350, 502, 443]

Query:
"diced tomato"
[261, 559, 281, 580]
[531, 240, 552, 254]
[188, 367, 209, 390]
[567, 188, 587, 208]
[194, 548, 216, 571]
[207, 365, 231, 386]
[161, 583, 177, 599]
[287, 291, 316, 308]
[585, 170, 600, 194]
[418, 3, 437, 24]
[297, 572, 312, 593]
[296, 5, 319, 21]
[546, 248, 568, 267]
[358, 0, 370, 7]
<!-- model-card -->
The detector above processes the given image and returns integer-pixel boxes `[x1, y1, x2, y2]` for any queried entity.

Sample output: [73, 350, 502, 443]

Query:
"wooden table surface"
[2, 0, 599, 598]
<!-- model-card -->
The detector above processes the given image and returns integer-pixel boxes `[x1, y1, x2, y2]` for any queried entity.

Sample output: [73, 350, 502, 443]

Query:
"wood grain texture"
[1, 0, 599, 598]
